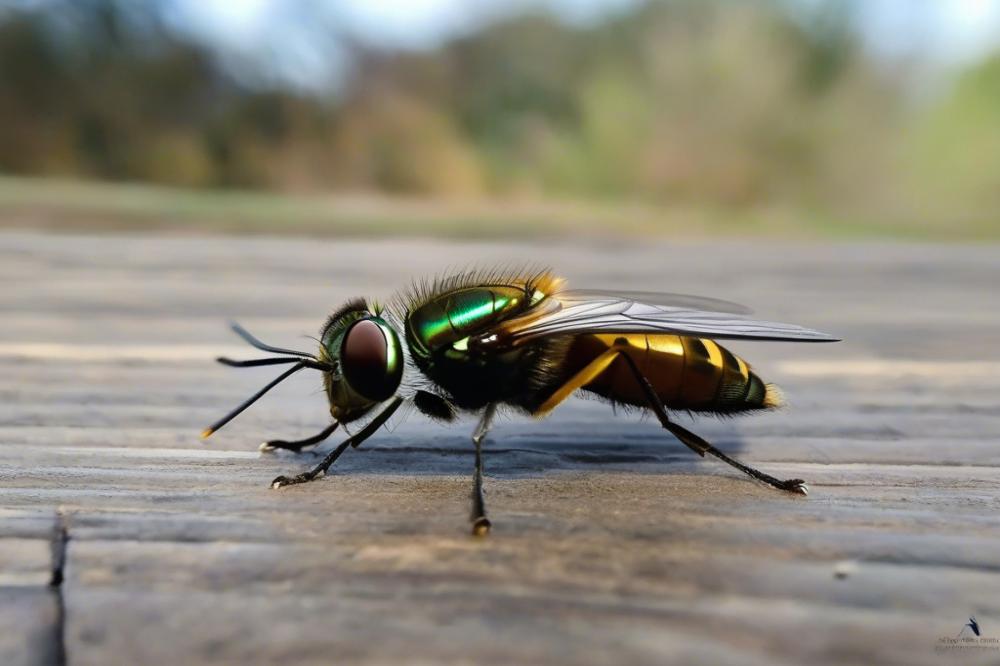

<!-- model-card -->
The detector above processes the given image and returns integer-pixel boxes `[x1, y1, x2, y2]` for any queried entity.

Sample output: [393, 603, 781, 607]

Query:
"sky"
[168, 0, 644, 50]
[153, 0, 1000, 89]
[855, 0, 1000, 62]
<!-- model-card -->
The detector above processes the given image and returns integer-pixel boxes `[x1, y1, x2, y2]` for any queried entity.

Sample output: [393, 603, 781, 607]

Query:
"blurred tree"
[0, 0, 993, 234]
[908, 55, 1000, 217]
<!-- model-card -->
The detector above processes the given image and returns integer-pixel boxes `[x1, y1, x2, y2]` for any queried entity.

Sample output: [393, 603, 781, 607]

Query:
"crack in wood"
[49, 509, 69, 666]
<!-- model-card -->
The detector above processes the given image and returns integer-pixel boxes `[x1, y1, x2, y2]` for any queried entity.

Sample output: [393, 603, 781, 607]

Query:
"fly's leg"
[271, 438, 353, 489]
[531, 342, 807, 494]
[617, 352, 808, 495]
[470, 403, 497, 537]
[260, 422, 339, 453]
[271, 397, 404, 489]
[534, 347, 620, 416]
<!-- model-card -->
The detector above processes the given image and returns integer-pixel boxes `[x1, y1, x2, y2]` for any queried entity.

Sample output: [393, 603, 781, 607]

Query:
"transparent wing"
[563, 289, 752, 315]
[501, 293, 839, 344]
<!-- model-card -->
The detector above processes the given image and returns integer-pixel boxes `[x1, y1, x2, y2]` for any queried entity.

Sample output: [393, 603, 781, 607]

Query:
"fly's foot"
[471, 516, 492, 537]
[258, 424, 340, 455]
[260, 440, 308, 454]
[271, 470, 323, 489]
[777, 479, 809, 496]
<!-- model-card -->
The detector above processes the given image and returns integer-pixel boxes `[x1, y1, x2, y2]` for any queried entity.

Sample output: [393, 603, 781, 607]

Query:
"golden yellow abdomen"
[564, 333, 778, 414]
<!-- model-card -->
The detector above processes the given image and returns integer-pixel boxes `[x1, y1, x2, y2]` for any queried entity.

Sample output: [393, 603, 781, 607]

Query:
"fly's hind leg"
[470, 403, 497, 537]
[617, 353, 808, 495]
[260, 422, 339, 453]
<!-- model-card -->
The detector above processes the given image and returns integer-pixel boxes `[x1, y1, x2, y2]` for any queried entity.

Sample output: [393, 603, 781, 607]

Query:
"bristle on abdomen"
[763, 383, 785, 409]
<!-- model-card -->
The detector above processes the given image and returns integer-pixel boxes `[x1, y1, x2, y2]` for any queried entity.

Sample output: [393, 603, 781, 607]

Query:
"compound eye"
[341, 319, 397, 401]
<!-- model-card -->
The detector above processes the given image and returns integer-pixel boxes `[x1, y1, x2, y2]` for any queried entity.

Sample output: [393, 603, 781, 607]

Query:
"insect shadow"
[260, 405, 753, 482]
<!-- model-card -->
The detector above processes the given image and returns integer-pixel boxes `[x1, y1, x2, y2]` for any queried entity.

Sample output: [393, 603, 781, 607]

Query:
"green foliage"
[0, 0, 996, 235]
[907, 55, 1000, 216]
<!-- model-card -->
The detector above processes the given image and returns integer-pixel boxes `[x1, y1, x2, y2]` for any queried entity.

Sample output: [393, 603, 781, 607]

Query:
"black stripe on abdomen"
[712, 344, 767, 412]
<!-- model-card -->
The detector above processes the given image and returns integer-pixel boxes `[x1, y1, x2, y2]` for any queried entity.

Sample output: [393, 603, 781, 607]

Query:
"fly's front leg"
[260, 422, 340, 453]
[470, 403, 497, 536]
[271, 397, 403, 489]
[617, 353, 808, 495]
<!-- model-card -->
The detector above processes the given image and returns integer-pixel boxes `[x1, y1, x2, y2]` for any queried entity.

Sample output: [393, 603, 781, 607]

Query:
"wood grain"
[1, 231, 998, 665]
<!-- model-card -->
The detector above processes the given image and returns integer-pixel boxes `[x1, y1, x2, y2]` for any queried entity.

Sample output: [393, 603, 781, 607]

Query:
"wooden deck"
[1, 230, 998, 665]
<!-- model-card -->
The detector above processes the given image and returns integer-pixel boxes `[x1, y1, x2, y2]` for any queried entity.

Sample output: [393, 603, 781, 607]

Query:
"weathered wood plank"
[2, 230, 999, 665]
[0, 588, 61, 666]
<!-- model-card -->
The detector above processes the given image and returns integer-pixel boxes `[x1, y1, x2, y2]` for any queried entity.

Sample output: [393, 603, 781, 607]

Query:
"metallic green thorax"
[405, 285, 548, 410]
[407, 286, 531, 357]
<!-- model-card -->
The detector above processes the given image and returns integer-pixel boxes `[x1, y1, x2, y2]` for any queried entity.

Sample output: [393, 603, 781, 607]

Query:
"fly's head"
[319, 299, 404, 423]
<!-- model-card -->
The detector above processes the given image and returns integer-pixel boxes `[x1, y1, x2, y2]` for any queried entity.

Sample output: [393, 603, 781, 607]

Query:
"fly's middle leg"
[470, 403, 497, 536]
